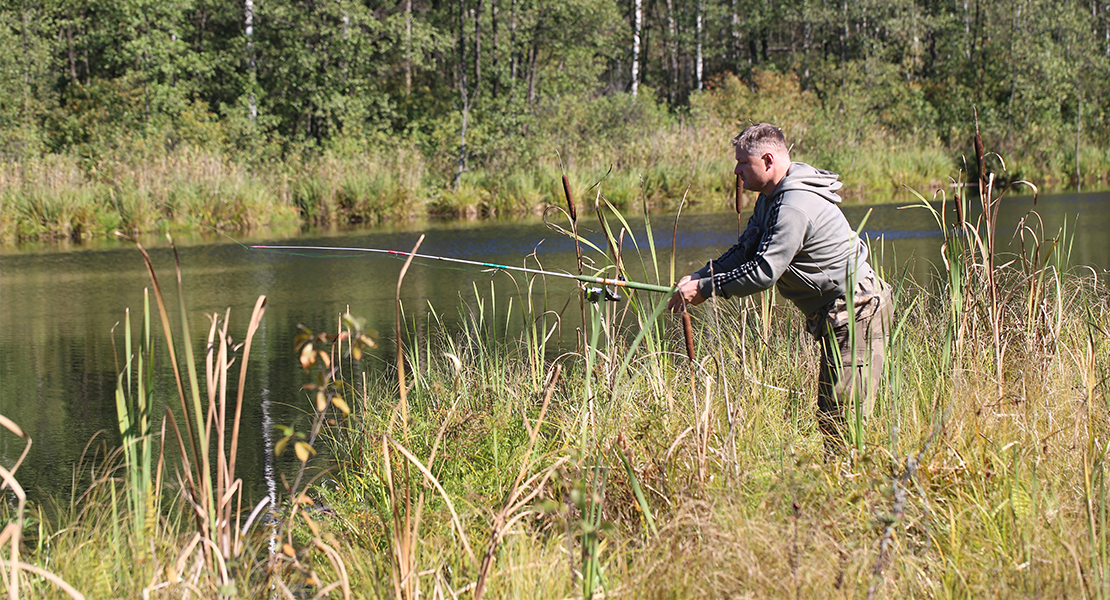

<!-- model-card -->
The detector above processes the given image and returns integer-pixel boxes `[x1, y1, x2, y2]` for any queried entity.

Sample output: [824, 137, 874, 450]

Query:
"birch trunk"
[405, 0, 412, 95]
[245, 0, 256, 120]
[695, 0, 703, 91]
[491, 0, 499, 97]
[631, 0, 642, 96]
[731, 0, 740, 62]
[666, 0, 677, 100]
[456, 0, 470, 189]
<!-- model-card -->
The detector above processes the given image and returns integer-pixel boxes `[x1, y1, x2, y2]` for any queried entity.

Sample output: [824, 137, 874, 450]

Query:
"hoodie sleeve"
[694, 201, 810, 300]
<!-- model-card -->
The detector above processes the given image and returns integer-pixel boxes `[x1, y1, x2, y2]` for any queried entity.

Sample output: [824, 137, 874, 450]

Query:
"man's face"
[734, 147, 771, 194]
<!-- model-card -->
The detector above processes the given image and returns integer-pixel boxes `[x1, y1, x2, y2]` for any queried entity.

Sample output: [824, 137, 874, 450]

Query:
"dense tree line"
[2, 0, 1110, 183]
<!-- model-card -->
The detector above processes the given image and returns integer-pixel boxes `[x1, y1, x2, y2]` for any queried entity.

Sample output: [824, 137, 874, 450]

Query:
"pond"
[1, 189, 1107, 502]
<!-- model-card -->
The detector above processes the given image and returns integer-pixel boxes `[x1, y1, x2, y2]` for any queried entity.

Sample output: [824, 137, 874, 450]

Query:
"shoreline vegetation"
[5, 0, 1110, 247]
[1, 147, 1107, 598]
[3, 71, 1110, 247]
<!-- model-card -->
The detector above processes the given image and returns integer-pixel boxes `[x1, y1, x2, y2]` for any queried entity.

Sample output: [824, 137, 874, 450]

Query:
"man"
[667, 123, 893, 448]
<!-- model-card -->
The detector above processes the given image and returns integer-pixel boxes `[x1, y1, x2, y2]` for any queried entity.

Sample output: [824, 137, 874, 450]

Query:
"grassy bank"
[1, 152, 1107, 599]
[4, 71, 1110, 246]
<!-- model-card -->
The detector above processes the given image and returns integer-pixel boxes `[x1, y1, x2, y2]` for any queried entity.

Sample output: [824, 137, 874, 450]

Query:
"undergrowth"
[1, 141, 1107, 599]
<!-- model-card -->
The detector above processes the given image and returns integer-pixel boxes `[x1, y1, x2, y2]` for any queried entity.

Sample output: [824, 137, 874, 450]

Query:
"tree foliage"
[2, 0, 1109, 184]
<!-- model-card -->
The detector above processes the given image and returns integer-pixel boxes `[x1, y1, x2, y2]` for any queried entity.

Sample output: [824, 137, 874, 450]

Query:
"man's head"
[732, 123, 791, 195]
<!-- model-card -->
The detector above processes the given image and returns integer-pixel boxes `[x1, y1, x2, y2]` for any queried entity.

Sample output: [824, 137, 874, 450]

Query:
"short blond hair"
[732, 123, 789, 156]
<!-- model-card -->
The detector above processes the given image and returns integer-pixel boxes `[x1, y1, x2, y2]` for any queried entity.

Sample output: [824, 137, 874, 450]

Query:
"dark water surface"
[1, 190, 1107, 501]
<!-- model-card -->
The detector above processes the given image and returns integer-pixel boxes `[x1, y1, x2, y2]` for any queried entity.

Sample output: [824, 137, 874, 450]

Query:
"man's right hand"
[668, 274, 706, 312]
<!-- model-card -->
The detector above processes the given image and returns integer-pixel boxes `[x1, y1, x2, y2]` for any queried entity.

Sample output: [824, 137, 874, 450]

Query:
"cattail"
[974, 133, 985, 170]
[682, 310, 697, 396]
[561, 174, 576, 222]
[682, 312, 696, 362]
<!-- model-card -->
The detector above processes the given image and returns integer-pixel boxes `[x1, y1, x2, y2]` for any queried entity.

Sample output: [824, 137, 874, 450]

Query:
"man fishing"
[667, 123, 893, 450]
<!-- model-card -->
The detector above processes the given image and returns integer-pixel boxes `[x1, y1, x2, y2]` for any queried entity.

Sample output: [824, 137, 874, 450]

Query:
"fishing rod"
[250, 244, 676, 295]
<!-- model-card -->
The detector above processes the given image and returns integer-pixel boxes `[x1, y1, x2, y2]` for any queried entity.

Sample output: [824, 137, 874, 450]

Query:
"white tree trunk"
[731, 0, 740, 61]
[631, 0, 641, 96]
[696, 0, 703, 91]
[406, 0, 412, 94]
[666, 0, 677, 99]
[245, 0, 256, 120]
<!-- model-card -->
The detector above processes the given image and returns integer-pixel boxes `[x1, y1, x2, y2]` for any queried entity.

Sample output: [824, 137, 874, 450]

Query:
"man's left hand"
[668, 275, 706, 312]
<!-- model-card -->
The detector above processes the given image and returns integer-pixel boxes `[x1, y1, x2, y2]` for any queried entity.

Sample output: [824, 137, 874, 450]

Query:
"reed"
[0, 415, 86, 599]
[15, 233, 1105, 598]
[110, 290, 155, 540]
[10, 70, 1110, 247]
[6, 143, 1109, 599]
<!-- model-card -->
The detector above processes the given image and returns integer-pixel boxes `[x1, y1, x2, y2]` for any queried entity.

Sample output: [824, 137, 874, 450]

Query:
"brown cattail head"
[561, 174, 576, 222]
[954, 192, 964, 226]
[682, 311, 696, 362]
[974, 134, 985, 182]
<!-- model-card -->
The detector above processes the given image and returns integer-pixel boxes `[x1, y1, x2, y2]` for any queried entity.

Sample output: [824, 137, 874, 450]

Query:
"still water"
[1, 191, 1107, 501]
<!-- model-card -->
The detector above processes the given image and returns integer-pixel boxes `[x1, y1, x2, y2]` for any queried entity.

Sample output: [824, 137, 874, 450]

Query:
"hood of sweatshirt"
[769, 162, 843, 204]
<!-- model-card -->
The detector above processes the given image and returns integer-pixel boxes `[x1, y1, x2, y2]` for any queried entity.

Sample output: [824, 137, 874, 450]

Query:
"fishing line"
[250, 244, 676, 294]
[250, 244, 484, 276]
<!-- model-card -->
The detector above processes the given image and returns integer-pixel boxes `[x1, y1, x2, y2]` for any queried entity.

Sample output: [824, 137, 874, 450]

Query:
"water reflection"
[1, 191, 1107, 501]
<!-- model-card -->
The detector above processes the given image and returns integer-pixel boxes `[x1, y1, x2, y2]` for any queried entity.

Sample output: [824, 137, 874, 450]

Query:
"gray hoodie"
[694, 162, 871, 316]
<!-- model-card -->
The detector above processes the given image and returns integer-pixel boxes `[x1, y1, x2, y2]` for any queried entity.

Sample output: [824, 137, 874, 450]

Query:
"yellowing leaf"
[351, 345, 362, 361]
[359, 334, 378, 349]
[315, 391, 327, 412]
[331, 395, 350, 415]
[299, 344, 316, 370]
[275, 436, 291, 457]
[294, 441, 316, 462]
[318, 350, 331, 369]
[282, 543, 296, 557]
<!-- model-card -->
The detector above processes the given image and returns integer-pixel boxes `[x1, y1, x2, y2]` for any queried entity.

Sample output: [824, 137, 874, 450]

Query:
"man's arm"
[694, 202, 810, 301]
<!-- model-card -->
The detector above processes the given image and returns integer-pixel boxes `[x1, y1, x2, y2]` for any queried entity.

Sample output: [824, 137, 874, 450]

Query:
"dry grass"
[2, 149, 1108, 599]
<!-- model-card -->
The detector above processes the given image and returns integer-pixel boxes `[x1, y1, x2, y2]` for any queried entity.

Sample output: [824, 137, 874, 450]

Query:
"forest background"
[3, 0, 1110, 243]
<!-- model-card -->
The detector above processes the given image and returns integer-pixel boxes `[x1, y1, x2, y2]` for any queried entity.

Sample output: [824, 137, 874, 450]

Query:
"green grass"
[5, 70, 1109, 246]
[5, 266, 1109, 598]
[2, 151, 1108, 599]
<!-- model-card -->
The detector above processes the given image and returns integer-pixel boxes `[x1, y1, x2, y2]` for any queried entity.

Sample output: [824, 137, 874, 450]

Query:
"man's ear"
[761, 152, 775, 170]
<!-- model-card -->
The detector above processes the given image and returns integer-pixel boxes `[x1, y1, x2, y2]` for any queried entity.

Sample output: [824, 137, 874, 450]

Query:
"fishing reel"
[584, 285, 623, 303]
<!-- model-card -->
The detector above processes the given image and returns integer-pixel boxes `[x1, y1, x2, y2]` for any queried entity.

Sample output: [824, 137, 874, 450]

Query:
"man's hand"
[668, 274, 706, 312]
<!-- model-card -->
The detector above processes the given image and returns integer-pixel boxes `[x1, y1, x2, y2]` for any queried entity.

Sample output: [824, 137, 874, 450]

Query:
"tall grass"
[0, 150, 300, 243]
[3, 141, 1108, 599]
[321, 148, 1105, 598]
[8, 70, 1109, 246]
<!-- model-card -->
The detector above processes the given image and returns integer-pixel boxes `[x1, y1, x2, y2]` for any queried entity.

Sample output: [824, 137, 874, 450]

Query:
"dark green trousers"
[807, 272, 894, 447]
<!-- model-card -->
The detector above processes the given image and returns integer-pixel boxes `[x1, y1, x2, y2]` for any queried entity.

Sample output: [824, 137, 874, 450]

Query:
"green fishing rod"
[251, 244, 676, 295]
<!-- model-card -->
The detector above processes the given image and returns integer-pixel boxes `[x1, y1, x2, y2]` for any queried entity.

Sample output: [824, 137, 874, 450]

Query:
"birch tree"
[631, 0, 641, 95]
